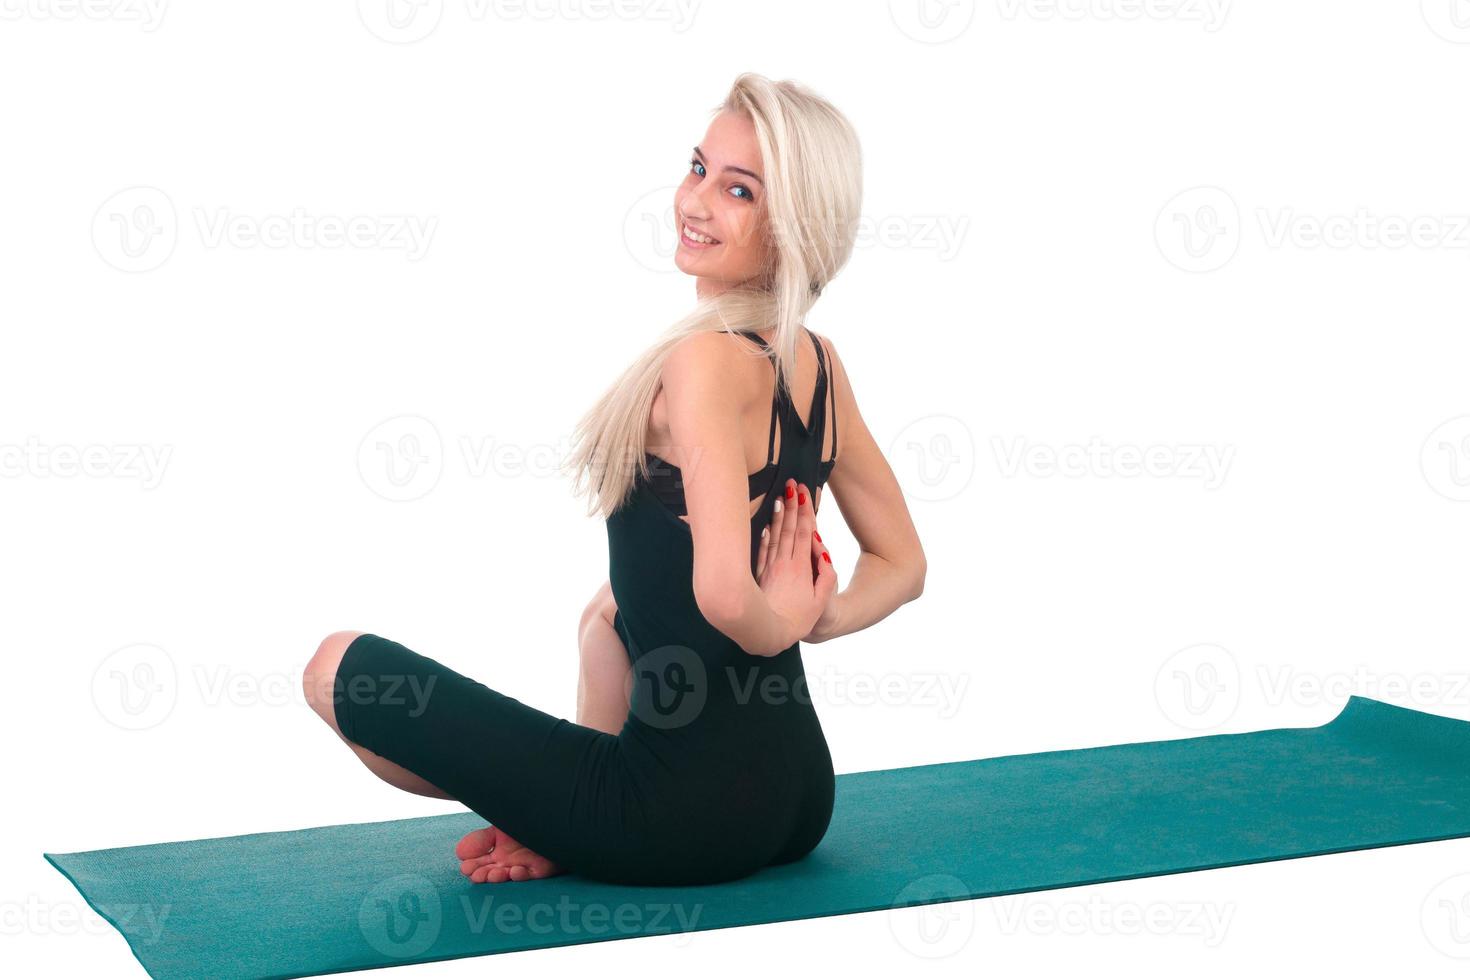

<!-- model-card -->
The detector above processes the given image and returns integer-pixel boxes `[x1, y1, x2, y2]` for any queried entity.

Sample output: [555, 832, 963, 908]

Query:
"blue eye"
[689, 158, 755, 203]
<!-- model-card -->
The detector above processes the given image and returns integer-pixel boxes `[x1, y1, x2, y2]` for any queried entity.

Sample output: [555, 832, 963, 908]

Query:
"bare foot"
[455, 825, 565, 883]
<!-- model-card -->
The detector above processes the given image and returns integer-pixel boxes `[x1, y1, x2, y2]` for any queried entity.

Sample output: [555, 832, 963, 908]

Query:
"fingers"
[795, 480, 815, 543]
[791, 479, 815, 572]
[762, 479, 820, 575]
[811, 527, 836, 600]
[778, 479, 800, 560]
[763, 488, 786, 576]
[804, 486, 825, 579]
[808, 521, 824, 579]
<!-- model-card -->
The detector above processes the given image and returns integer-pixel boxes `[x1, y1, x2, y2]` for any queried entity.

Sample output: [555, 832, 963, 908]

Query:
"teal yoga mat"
[45, 696, 1470, 979]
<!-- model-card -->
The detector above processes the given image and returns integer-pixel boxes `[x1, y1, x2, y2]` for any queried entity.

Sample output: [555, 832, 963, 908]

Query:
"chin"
[672, 250, 705, 277]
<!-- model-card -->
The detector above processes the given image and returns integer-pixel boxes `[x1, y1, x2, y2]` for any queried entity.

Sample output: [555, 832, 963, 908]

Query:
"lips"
[680, 222, 721, 246]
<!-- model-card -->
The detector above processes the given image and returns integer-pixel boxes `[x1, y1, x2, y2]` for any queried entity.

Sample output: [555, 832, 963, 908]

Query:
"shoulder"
[662, 331, 767, 405]
[666, 328, 769, 362]
[808, 329, 846, 389]
[666, 328, 750, 363]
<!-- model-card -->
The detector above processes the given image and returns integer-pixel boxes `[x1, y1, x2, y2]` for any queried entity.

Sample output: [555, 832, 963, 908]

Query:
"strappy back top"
[643, 326, 839, 521]
[607, 326, 841, 661]
[604, 330, 839, 820]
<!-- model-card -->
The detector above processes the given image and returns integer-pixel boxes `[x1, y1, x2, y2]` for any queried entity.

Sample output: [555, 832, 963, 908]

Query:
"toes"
[460, 854, 499, 875]
[455, 826, 497, 860]
[464, 854, 558, 883]
[465, 852, 523, 883]
[456, 826, 563, 884]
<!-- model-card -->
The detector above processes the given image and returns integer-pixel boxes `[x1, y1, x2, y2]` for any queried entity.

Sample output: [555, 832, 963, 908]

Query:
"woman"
[302, 73, 926, 886]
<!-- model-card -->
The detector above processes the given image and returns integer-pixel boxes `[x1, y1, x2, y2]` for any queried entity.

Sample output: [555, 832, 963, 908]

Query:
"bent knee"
[302, 629, 366, 721]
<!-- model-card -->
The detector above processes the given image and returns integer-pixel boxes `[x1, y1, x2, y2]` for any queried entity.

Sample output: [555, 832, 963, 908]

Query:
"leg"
[303, 629, 455, 799]
[576, 581, 633, 736]
[459, 586, 633, 882]
[305, 630, 642, 883]
[458, 590, 633, 882]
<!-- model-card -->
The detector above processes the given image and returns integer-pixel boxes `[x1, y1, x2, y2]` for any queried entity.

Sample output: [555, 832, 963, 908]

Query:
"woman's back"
[607, 326, 839, 637]
[602, 326, 839, 876]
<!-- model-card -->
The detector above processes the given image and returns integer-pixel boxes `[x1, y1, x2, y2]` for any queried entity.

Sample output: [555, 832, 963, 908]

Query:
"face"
[673, 110, 774, 296]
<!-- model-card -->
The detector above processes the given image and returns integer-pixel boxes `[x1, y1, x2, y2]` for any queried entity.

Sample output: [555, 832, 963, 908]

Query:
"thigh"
[333, 632, 627, 864]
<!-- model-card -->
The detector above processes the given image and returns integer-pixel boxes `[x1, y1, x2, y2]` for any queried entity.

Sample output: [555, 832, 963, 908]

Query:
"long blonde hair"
[563, 73, 863, 520]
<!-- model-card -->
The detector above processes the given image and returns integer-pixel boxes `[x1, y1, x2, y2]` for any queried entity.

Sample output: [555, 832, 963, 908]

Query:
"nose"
[679, 183, 716, 224]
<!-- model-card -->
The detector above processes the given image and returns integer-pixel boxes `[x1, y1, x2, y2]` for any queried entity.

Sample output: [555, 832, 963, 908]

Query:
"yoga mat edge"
[42, 695, 1470, 979]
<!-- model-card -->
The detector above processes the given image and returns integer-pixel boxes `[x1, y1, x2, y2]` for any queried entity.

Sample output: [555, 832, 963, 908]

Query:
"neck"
[695, 277, 730, 301]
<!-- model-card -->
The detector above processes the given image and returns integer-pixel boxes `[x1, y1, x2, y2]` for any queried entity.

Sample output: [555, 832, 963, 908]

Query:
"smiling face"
[673, 110, 774, 296]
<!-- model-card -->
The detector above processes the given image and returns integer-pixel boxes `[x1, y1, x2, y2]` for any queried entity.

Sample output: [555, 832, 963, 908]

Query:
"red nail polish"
[814, 531, 821, 542]
[822, 552, 831, 563]
[798, 491, 806, 505]
[786, 485, 795, 499]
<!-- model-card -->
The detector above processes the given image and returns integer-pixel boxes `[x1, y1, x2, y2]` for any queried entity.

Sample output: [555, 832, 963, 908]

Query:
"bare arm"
[662, 333, 816, 657]
[805, 333, 926, 642]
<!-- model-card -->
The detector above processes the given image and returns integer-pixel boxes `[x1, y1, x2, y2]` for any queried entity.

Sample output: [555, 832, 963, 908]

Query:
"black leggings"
[331, 632, 833, 886]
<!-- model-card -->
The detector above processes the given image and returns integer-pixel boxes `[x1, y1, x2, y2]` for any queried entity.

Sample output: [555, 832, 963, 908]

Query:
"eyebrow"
[692, 146, 764, 187]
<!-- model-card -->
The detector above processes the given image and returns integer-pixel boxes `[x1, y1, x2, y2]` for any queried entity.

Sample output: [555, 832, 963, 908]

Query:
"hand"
[759, 484, 842, 643]
[803, 577, 842, 644]
[755, 478, 837, 649]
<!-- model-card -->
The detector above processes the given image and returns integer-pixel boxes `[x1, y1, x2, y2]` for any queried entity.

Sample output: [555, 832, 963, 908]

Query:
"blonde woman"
[303, 73, 926, 886]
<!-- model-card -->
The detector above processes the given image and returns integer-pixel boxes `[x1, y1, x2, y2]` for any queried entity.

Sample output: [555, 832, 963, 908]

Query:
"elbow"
[693, 573, 748, 638]
[907, 552, 927, 602]
[694, 573, 781, 657]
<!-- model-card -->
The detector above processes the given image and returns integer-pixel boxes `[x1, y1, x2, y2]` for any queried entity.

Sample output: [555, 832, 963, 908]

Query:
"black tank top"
[603, 325, 839, 863]
[606, 325, 839, 623]
[601, 327, 840, 869]
[605, 324, 840, 637]
[640, 327, 837, 562]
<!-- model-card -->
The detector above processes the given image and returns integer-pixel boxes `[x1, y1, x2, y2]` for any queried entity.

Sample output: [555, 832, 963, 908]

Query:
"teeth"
[684, 224, 717, 244]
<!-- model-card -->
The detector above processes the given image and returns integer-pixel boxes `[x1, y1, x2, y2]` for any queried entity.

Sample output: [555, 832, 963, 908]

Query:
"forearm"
[706, 577, 801, 658]
[811, 550, 924, 642]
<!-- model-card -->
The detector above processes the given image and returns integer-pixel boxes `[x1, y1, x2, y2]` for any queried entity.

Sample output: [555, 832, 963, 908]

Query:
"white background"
[4, 0, 1470, 975]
